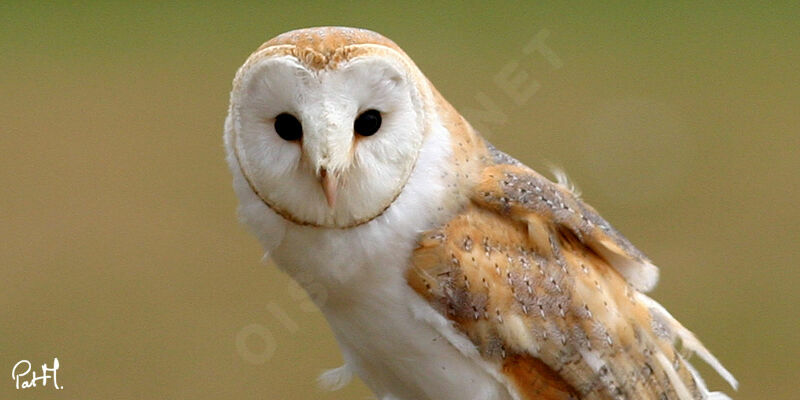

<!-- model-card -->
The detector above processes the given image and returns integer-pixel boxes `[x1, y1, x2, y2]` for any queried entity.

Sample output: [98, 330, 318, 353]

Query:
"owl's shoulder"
[406, 147, 736, 399]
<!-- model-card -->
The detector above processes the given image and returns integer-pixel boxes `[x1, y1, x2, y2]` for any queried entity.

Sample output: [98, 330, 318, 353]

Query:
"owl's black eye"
[274, 113, 303, 141]
[354, 109, 382, 137]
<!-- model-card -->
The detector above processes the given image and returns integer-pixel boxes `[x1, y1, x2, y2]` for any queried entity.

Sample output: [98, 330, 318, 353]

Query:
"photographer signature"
[12, 358, 63, 390]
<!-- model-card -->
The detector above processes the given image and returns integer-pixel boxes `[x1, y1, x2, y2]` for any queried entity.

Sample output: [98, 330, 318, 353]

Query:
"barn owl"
[224, 27, 737, 400]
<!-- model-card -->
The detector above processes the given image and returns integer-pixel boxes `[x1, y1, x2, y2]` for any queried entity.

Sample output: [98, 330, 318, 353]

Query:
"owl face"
[227, 32, 429, 228]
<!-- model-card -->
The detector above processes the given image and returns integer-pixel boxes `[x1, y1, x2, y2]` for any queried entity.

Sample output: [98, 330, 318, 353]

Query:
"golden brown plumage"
[408, 149, 735, 399]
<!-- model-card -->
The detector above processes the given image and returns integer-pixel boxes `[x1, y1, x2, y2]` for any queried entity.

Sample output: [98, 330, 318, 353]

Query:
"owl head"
[224, 27, 438, 229]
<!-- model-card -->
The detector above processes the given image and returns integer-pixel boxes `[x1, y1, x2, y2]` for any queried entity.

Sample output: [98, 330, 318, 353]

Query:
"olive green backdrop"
[2, 2, 798, 399]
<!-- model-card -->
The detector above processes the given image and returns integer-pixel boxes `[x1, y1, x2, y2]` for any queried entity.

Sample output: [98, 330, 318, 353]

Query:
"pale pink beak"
[319, 168, 338, 208]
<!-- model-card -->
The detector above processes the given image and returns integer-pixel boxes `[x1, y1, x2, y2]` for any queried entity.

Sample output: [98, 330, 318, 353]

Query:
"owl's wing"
[407, 161, 736, 400]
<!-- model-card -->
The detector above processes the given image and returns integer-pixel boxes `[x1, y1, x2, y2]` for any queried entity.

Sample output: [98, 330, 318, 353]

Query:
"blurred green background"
[2, 2, 798, 399]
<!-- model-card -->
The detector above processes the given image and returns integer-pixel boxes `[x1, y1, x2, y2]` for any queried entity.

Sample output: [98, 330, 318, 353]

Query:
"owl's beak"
[319, 168, 338, 208]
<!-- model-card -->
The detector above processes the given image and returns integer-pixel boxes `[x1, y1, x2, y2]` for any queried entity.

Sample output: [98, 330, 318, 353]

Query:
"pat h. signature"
[12, 358, 63, 390]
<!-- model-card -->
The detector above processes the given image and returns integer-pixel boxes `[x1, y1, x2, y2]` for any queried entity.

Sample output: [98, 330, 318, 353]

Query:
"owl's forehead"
[263, 27, 400, 52]
[252, 27, 407, 71]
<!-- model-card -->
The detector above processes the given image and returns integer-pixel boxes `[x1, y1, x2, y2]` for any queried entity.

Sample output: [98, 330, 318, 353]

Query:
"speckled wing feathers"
[408, 156, 734, 399]
[479, 151, 659, 293]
